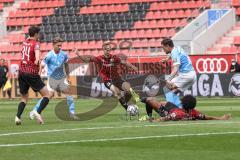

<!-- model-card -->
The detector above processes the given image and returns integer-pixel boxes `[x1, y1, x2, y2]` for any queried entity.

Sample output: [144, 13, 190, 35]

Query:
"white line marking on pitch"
[0, 131, 240, 147]
[0, 121, 239, 137]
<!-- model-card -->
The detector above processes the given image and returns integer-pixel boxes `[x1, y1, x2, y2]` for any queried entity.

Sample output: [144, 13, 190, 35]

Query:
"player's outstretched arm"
[153, 116, 171, 122]
[203, 114, 231, 120]
[73, 48, 93, 63]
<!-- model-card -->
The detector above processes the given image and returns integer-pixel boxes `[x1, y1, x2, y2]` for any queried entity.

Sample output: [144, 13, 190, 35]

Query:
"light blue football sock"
[67, 96, 75, 114]
[172, 93, 182, 108]
[33, 98, 43, 111]
[163, 87, 181, 108]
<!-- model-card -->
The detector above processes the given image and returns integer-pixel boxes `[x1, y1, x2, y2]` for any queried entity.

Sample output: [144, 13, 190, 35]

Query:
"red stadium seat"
[176, 10, 185, 18]
[157, 20, 165, 28]
[237, 8, 240, 16]
[4, 0, 214, 58]
[131, 30, 138, 38]
[169, 10, 177, 18]
[233, 36, 240, 45]
[221, 46, 237, 54]
[161, 11, 170, 19]
[232, 0, 240, 7]
[165, 19, 172, 28]
[137, 30, 145, 38]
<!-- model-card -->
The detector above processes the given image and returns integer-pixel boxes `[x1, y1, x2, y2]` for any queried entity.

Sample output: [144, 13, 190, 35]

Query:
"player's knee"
[49, 91, 54, 98]
[21, 94, 28, 103]
[146, 97, 154, 103]
[40, 86, 50, 97]
[122, 82, 131, 92]
[111, 88, 121, 97]
[114, 92, 121, 98]
[21, 99, 28, 104]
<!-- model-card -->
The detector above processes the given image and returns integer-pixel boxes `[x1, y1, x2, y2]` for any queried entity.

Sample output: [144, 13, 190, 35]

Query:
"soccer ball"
[127, 105, 139, 116]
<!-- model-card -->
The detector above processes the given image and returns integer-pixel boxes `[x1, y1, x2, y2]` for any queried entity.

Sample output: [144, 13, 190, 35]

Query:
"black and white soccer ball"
[127, 105, 139, 116]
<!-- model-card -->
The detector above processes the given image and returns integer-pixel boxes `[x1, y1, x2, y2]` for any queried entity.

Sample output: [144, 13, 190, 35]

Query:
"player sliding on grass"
[75, 41, 140, 111]
[140, 95, 231, 122]
[161, 38, 197, 108]
[15, 26, 50, 125]
[29, 37, 78, 120]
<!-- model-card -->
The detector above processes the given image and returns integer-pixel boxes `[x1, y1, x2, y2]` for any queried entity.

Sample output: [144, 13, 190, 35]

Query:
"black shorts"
[104, 79, 126, 91]
[158, 102, 178, 117]
[18, 72, 45, 95]
[0, 78, 7, 88]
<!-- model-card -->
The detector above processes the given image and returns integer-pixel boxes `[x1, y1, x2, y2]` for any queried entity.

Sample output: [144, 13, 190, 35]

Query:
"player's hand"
[161, 58, 168, 63]
[166, 81, 178, 90]
[73, 48, 80, 56]
[221, 114, 231, 120]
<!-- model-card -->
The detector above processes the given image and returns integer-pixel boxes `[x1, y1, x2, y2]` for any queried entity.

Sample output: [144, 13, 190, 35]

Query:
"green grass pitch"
[0, 97, 240, 160]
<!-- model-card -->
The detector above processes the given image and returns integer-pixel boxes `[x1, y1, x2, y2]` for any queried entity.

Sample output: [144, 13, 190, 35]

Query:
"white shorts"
[48, 77, 69, 92]
[171, 71, 197, 92]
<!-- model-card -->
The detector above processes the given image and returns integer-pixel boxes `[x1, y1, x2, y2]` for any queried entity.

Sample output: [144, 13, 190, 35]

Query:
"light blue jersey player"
[161, 38, 196, 107]
[30, 37, 77, 119]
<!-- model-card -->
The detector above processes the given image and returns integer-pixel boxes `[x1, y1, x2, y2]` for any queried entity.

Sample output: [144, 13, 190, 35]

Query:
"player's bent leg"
[110, 84, 129, 110]
[122, 82, 140, 103]
[163, 87, 181, 107]
[29, 98, 42, 120]
[32, 86, 50, 124]
[120, 82, 132, 103]
[30, 91, 54, 120]
[139, 97, 161, 121]
[110, 84, 121, 98]
[65, 95, 79, 120]
[15, 94, 29, 125]
[61, 80, 78, 117]
[66, 96, 75, 114]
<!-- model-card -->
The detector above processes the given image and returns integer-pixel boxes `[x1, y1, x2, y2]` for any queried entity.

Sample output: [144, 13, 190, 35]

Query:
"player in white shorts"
[30, 37, 78, 119]
[161, 38, 196, 107]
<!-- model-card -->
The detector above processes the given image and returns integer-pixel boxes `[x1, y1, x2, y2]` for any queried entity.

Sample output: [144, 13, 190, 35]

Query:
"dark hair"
[28, 26, 40, 37]
[161, 38, 174, 48]
[102, 41, 111, 46]
[181, 95, 197, 111]
[52, 37, 63, 44]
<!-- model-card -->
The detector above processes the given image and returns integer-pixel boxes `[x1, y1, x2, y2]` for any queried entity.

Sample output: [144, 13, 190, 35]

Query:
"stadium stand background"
[0, 0, 239, 69]
[0, 0, 212, 59]
[0, 0, 240, 99]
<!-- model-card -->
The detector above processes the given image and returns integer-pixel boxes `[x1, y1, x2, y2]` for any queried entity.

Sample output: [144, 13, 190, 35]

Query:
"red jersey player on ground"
[15, 26, 50, 125]
[75, 41, 140, 111]
[140, 95, 231, 122]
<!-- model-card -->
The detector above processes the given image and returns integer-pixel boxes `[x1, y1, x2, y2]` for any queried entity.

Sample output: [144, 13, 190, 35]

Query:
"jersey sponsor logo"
[196, 58, 228, 73]
[228, 74, 240, 96]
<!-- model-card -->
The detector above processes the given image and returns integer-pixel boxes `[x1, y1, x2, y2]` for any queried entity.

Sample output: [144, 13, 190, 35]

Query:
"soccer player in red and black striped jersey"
[15, 26, 50, 125]
[140, 95, 231, 122]
[75, 41, 139, 111]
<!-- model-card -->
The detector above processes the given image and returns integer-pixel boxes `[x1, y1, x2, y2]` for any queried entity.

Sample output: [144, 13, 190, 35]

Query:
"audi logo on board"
[196, 58, 228, 73]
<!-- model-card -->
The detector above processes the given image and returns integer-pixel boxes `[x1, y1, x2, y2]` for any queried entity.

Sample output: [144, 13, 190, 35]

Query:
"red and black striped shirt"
[19, 38, 40, 75]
